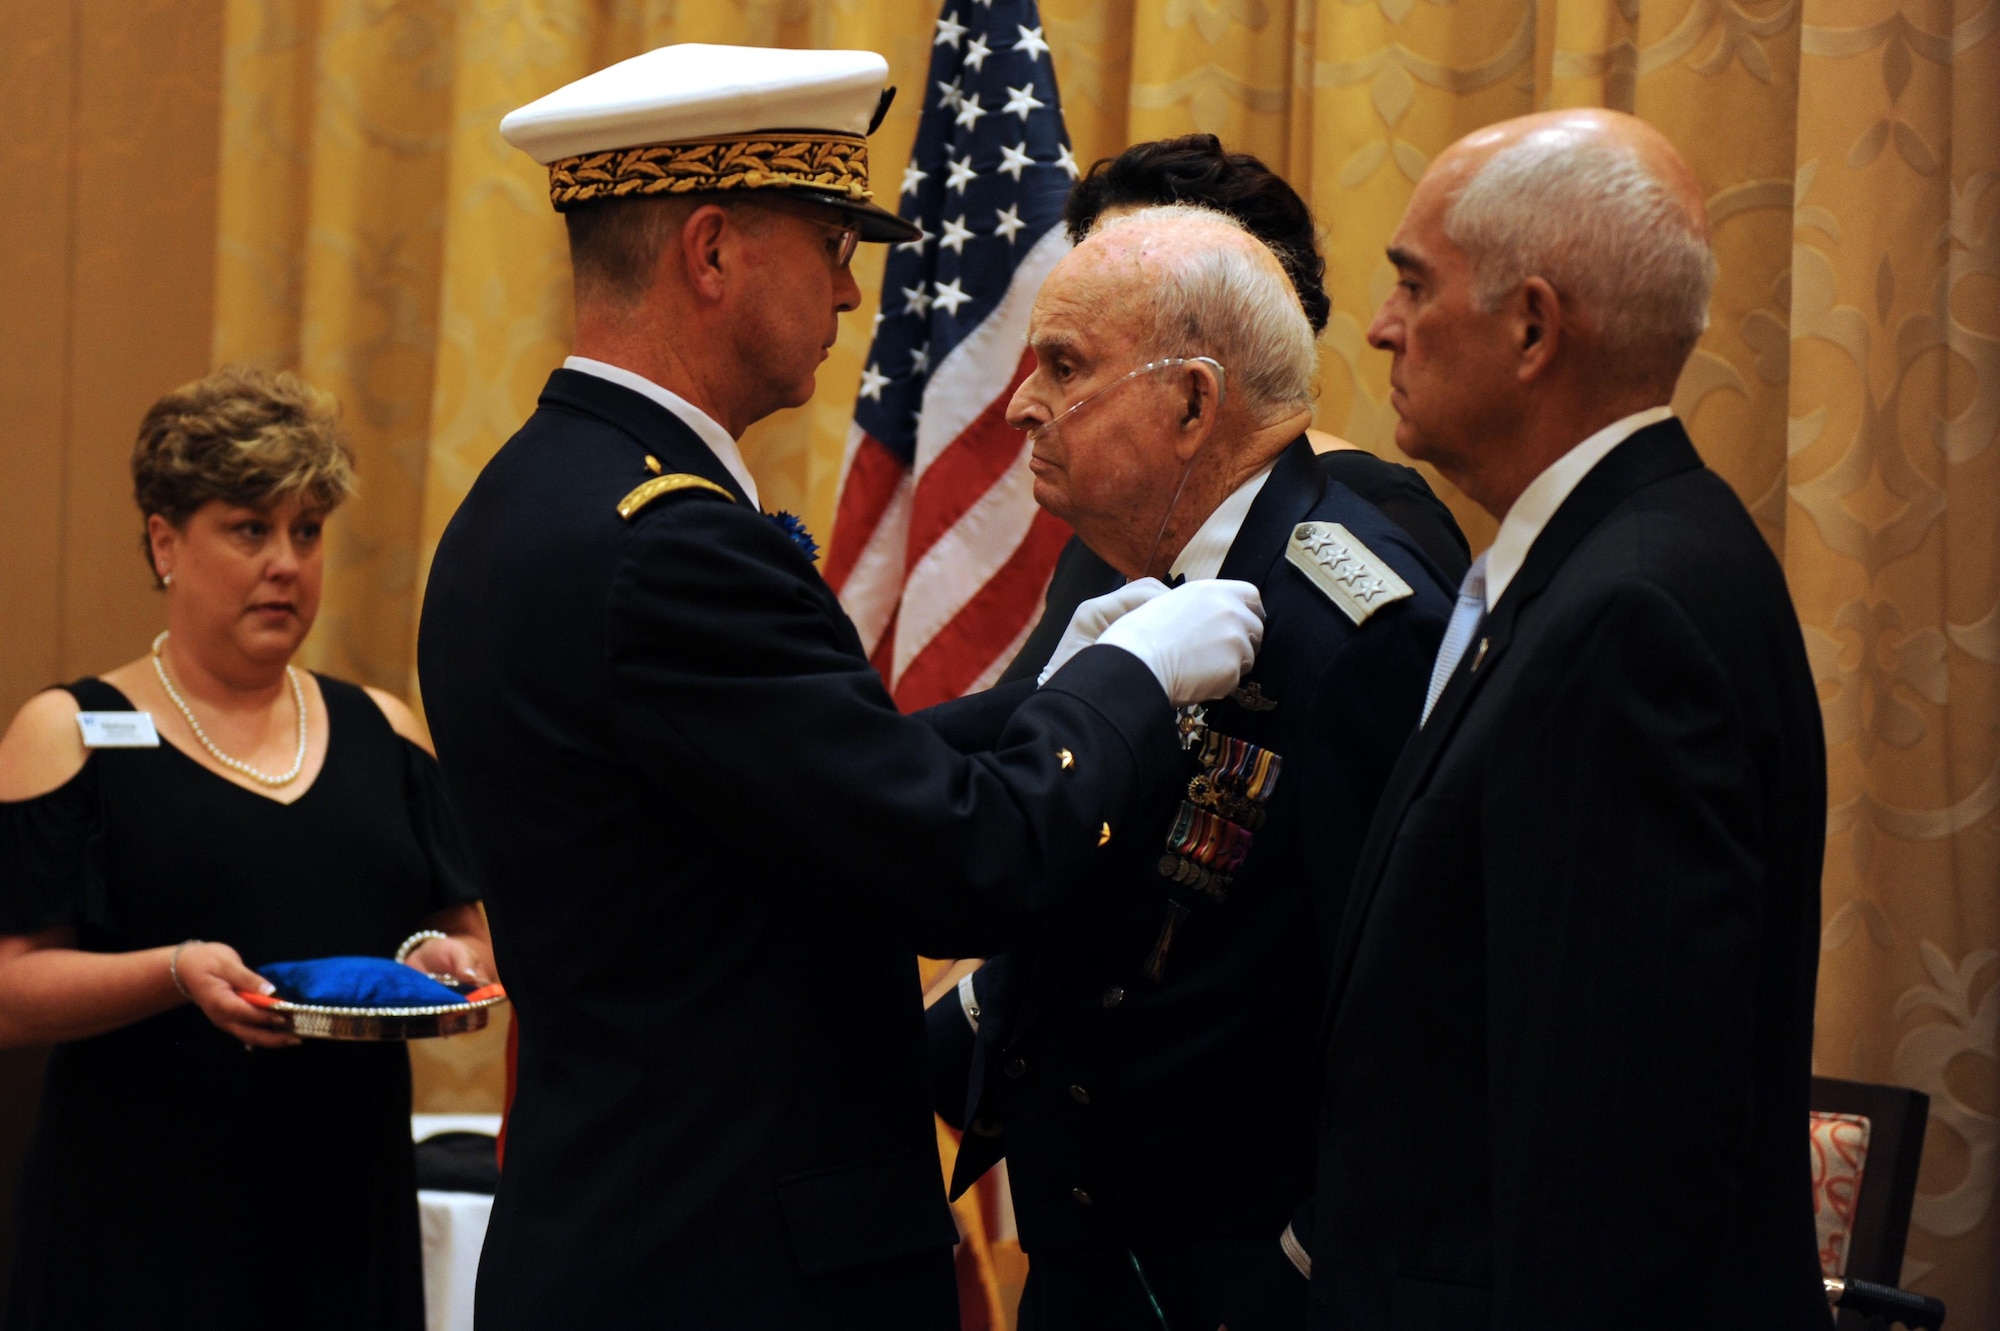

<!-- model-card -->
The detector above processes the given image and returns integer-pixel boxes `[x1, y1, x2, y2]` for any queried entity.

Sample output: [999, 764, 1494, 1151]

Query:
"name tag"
[76, 712, 160, 748]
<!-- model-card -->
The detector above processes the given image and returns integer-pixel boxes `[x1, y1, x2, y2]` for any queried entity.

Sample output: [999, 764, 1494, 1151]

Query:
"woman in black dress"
[0, 367, 490, 1330]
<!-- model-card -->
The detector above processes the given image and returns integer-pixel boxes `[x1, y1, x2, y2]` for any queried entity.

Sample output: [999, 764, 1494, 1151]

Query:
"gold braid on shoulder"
[617, 473, 735, 520]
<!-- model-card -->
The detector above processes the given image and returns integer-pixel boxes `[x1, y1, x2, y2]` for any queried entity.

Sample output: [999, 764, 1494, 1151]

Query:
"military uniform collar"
[1168, 458, 1277, 583]
[1216, 436, 1323, 585]
[562, 355, 761, 509]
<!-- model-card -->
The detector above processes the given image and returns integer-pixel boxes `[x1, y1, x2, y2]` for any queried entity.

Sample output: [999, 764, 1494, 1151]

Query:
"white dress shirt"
[562, 355, 761, 510]
[1481, 406, 1674, 611]
[1167, 462, 1276, 583]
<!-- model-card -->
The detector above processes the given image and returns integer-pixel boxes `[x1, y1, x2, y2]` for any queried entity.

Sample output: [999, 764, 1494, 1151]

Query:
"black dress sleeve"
[1318, 451, 1472, 584]
[400, 738, 484, 912]
[0, 764, 109, 935]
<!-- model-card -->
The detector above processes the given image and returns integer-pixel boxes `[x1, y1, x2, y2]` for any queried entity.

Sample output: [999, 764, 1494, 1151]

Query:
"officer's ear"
[677, 203, 733, 304]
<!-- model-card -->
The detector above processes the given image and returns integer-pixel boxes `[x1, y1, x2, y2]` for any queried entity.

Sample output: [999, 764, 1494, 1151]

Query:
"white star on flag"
[858, 363, 889, 401]
[936, 77, 964, 112]
[1002, 84, 1045, 121]
[945, 153, 978, 193]
[909, 340, 931, 375]
[993, 203, 1026, 243]
[900, 162, 929, 198]
[1055, 143, 1079, 178]
[1013, 24, 1049, 60]
[997, 142, 1034, 180]
[940, 215, 975, 253]
[896, 222, 933, 253]
[954, 93, 987, 130]
[935, 11, 967, 47]
[901, 284, 933, 317]
[964, 34, 993, 72]
[932, 278, 972, 316]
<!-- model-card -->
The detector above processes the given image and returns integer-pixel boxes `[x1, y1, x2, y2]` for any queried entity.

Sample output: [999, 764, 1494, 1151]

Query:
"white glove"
[1037, 578, 1172, 686]
[1095, 578, 1264, 706]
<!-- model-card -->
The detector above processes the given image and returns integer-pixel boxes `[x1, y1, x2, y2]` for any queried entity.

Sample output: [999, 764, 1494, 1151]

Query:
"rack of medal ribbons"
[1146, 722, 1282, 980]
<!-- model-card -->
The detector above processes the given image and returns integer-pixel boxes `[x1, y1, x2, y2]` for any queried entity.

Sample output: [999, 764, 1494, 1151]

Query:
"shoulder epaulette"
[616, 473, 735, 520]
[1284, 521, 1414, 625]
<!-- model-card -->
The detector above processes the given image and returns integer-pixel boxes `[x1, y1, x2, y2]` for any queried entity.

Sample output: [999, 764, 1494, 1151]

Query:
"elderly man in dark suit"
[922, 205, 1454, 1331]
[1302, 110, 1829, 1328]
[416, 44, 1264, 1331]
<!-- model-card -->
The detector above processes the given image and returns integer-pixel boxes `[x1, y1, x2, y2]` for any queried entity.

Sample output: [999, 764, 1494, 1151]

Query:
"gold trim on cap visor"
[549, 131, 873, 211]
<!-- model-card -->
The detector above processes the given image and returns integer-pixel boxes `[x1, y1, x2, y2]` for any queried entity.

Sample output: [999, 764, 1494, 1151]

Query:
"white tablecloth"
[414, 1114, 501, 1331]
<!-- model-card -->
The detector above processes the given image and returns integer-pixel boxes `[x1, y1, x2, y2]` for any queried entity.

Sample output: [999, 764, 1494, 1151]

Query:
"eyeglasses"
[745, 196, 859, 270]
[1023, 356, 1227, 447]
[828, 225, 859, 271]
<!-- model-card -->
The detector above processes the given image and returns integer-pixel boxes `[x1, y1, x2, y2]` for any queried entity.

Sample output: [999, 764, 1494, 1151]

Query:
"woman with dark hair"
[997, 134, 1470, 684]
[0, 367, 489, 1330]
[1064, 134, 1333, 336]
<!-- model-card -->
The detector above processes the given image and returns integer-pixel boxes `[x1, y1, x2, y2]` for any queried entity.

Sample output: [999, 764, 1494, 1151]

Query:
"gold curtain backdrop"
[8, 0, 1971, 1318]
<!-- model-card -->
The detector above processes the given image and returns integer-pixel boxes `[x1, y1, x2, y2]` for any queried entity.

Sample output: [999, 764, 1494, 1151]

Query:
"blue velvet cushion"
[258, 956, 466, 1007]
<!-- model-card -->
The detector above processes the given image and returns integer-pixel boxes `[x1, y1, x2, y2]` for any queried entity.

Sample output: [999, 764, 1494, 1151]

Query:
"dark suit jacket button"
[1069, 1084, 1090, 1105]
[1101, 986, 1124, 1008]
[1070, 1188, 1093, 1206]
[1005, 1057, 1027, 1079]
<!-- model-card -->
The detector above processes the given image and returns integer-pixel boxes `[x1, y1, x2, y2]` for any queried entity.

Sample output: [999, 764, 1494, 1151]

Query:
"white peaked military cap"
[500, 43, 921, 243]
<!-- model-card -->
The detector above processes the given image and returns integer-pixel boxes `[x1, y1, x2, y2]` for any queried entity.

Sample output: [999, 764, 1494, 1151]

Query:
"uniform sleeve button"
[1057, 747, 1074, 770]
[1004, 1056, 1027, 1080]
[1097, 822, 1112, 846]
[1070, 1188, 1093, 1207]
[1069, 1084, 1090, 1105]
[1101, 986, 1124, 1009]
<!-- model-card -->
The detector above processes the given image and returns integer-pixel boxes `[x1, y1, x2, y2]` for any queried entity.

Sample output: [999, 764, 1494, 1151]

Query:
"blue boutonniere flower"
[766, 510, 820, 562]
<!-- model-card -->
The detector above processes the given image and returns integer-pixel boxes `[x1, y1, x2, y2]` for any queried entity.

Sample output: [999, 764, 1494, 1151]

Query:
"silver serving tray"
[246, 979, 507, 1042]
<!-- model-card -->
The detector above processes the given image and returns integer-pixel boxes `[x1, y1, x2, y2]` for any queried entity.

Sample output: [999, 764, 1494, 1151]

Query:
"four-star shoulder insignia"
[616, 473, 735, 520]
[1284, 522, 1414, 625]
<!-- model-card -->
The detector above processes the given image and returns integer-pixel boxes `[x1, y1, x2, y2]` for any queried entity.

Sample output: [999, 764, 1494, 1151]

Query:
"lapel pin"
[1470, 638, 1489, 672]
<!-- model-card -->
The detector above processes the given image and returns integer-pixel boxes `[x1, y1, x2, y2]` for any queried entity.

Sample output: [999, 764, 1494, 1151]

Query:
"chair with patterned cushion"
[1810, 1075, 1946, 1329]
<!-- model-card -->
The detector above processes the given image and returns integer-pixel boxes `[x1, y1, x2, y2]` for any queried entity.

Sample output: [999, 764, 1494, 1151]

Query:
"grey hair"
[1444, 128, 1716, 388]
[1095, 203, 1318, 414]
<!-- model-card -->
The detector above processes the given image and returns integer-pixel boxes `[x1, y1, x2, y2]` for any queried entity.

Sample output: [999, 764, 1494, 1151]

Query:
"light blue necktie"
[1420, 554, 1488, 727]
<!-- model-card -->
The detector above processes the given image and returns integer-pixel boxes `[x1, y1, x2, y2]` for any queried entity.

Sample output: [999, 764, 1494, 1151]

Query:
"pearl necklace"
[149, 631, 308, 786]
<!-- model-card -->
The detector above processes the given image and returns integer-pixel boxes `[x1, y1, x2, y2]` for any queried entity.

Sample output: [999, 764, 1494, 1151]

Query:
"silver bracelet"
[394, 930, 447, 965]
[168, 939, 203, 1001]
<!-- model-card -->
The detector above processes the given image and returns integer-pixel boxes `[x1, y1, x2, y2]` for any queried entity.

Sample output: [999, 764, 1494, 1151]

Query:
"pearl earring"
[162, 572, 174, 588]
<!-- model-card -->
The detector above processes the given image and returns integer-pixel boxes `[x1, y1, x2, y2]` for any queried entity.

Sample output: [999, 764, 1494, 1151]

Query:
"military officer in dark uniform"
[416, 46, 1266, 1331]
[921, 206, 1455, 1330]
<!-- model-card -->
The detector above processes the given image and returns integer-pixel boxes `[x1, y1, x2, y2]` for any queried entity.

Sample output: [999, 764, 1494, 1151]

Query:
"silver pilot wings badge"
[1284, 522, 1413, 625]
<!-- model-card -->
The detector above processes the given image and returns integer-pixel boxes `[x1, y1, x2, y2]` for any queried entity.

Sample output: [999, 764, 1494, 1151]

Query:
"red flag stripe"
[890, 507, 1072, 711]
[825, 432, 910, 593]
[903, 349, 1037, 574]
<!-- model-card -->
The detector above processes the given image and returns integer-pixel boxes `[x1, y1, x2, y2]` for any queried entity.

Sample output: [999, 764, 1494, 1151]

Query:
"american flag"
[824, 0, 1080, 711]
